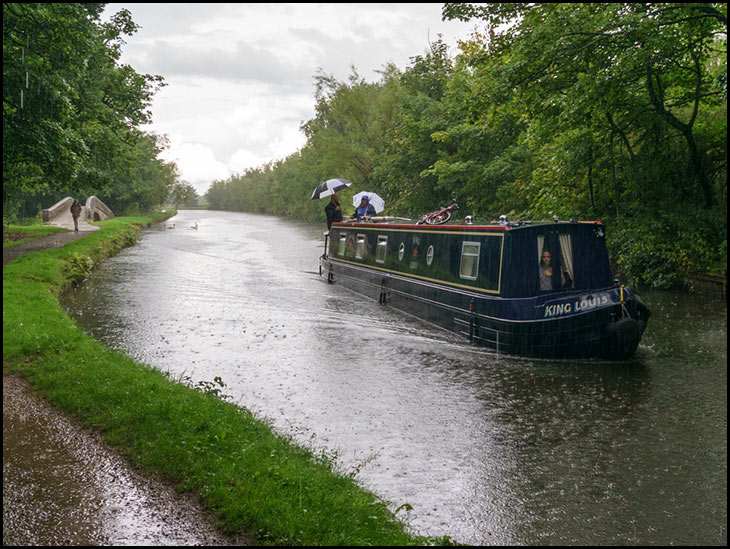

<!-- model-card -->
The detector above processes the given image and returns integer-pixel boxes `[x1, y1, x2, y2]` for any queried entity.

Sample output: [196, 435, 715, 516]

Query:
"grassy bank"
[3, 223, 69, 248]
[3, 212, 442, 546]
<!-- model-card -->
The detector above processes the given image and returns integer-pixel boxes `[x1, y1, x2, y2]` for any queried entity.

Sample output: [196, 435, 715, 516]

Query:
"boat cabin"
[328, 220, 614, 298]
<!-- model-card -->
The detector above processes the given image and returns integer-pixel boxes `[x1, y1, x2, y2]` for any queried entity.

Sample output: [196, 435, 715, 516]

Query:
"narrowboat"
[319, 217, 650, 359]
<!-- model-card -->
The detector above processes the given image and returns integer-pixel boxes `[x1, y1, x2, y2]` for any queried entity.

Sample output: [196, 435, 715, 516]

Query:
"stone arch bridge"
[42, 196, 114, 231]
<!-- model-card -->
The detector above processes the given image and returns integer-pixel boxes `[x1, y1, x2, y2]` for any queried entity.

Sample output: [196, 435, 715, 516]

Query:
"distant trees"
[168, 181, 199, 208]
[98, 133, 180, 215]
[3, 3, 175, 220]
[207, 67, 405, 222]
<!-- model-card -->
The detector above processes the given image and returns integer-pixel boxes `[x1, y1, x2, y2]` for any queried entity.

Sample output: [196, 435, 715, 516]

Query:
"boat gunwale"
[325, 256, 624, 323]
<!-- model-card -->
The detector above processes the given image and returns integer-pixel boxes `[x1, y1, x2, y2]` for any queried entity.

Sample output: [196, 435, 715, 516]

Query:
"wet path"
[3, 375, 251, 546]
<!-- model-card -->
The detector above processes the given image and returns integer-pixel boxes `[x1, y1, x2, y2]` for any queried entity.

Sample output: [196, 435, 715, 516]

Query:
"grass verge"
[3, 212, 449, 546]
[3, 223, 69, 248]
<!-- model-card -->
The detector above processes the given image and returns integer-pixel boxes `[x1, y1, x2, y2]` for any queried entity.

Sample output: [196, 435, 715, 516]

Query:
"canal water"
[61, 209, 726, 545]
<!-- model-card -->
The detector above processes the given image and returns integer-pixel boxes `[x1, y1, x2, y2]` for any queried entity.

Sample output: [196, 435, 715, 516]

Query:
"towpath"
[3, 207, 99, 266]
[3, 230, 94, 266]
[3, 224, 252, 545]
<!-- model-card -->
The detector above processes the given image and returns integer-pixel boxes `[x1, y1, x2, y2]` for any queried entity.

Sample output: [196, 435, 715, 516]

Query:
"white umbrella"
[352, 191, 385, 214]
[310, 178, 353, 200]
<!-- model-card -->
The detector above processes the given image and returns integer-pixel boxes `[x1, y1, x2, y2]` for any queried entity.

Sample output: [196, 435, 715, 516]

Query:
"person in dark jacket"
[325, 193, 343, 230]
[70, 199, 82, 232]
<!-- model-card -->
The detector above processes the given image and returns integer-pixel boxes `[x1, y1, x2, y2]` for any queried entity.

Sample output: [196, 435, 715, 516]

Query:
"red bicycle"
[416, 199, 459, 225]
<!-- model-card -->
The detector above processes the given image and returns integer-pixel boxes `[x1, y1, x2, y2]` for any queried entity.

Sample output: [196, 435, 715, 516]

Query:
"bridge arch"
[84, 196, 114, 222]
[42, 196, 114, 228]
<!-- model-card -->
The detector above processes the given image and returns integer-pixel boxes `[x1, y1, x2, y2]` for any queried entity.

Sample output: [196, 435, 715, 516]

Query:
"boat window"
[398, 242, 405, 261]
[376, 235, 388, 264]
[338, 233, 347, 256]
[459, 241, 480, 280]
[355, 234, 367, 259]
[537, 234, 574, 290]
[426, 245, 434, 266]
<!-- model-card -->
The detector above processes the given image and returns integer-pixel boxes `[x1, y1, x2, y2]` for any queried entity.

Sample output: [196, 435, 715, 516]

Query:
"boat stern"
[606, 287, 651, 359]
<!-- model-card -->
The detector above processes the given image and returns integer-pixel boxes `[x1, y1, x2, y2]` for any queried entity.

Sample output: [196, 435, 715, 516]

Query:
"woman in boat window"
[539, 249, 567, 291]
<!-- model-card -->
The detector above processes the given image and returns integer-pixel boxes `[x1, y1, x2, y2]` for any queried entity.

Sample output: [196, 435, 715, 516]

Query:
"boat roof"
[332, 219, 604, 231]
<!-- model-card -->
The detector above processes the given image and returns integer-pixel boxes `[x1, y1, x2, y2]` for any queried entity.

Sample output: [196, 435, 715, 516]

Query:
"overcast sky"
[102, 3, 480, 195]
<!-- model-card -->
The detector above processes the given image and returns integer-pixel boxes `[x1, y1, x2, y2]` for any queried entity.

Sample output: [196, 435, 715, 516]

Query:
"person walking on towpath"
[70, 200, 82, 232]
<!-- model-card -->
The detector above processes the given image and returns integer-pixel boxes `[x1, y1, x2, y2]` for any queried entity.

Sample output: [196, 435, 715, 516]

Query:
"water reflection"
[62, 210, 727, 545]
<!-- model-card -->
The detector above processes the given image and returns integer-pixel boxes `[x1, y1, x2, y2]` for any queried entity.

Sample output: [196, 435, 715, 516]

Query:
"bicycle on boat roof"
[416, 198, 459, 225]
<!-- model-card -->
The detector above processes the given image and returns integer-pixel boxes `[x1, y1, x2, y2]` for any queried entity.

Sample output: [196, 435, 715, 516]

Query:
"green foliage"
[63, 252, 95, 284]
[168, 180, 199, 208]
[3, 4, 174, 219]
[608, 206, 728, 289]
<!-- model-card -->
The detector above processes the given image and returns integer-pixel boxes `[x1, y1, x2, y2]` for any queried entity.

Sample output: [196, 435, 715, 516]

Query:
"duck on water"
[319, 212, 650, 360]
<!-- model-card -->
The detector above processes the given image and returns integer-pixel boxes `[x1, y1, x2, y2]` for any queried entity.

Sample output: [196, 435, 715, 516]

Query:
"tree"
[373, 40, 457, 216]
[3, 3, 165, 217]
[169, 182, 198, 208]
[99, 133, 179, 215]
[442, 3, 727, 209]
[303, 66, 401, 187]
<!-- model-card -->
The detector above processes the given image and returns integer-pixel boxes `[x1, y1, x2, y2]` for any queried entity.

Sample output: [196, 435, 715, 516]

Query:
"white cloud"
[104, 3, 480, 195]
[143, 39, 310, 85]
[229, 149, 261, 174]
[159, 136, 230, 192]
[268, 126, 308, 161]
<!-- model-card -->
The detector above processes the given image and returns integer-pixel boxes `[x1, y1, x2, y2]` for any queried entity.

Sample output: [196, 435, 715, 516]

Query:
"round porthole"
[426, 245, 434, 266]
[398, 242, 405, 260]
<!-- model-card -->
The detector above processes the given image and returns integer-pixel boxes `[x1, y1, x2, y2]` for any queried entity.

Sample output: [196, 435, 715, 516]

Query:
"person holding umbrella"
[325, 193, 343, 229]
[353, 196, 376, 220]
[311, 178, 352, 229]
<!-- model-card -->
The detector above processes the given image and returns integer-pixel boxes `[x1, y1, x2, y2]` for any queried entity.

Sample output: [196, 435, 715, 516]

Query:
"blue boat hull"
[321, 257, 649, 360]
